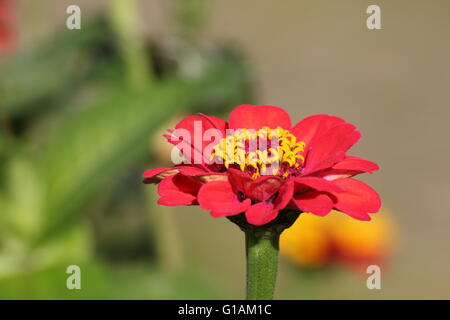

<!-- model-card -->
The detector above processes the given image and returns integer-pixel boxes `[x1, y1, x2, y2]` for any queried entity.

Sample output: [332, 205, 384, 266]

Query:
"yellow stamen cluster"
[211, 126, 306, 179]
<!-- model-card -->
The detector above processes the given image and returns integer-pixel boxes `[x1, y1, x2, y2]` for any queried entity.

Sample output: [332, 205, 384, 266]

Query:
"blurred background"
[0, 0, 449, 299]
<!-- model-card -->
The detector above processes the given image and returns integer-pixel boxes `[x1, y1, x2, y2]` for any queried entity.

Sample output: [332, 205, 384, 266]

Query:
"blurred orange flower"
[280, 208, 396, 271]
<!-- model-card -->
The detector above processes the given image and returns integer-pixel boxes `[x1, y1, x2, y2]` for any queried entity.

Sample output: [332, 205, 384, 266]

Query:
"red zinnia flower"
[143, 105, 381, 226]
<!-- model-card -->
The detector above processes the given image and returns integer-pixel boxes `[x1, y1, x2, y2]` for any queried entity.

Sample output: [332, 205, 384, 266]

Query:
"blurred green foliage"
[0, 1, 251, 299]
[0, 262, 224, 299]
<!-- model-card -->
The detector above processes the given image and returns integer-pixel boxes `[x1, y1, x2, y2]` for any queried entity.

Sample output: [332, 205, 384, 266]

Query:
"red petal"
[157, 174, 201, 206]
[158, 191, 197, 206]
[318, 156, 380, 181]
[175, 166, 226, 182]
[191, 173, 228, 183]
[198, 180, 251, 217]
[330, 178, 381, 220]
[177, 166, 210, 176]
[291, 114, 346, 149]
[198, 113, 228, 133]
[273, 180, 294, 211]
[245, 202, 279, 226]
[293, 176, 343, 193]
[142, 167, 179, 184]
[227, 168, 283, 201]
[249, 177, 284, 201]
[332, 156, 379, 172]
[167, 114, 226, 164]
[142, 165, 212, 184]
[302, 123, 361, 174]
[226, 168, 252, 188]
[228, 104, 292, 130]
[174, 114, 227, 137]
[293, 191, 334, 216]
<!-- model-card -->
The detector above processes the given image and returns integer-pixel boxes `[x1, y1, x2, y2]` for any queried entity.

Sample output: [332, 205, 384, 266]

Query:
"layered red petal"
[318, 156, 380, 181]
[332, 156, 379, 172]
[165, 114, 227, 165]
[227, 168, 283, 202]
[228, 104, 292, 130]
[245, 202, 278, 226]
[273, 180, 294, 211]
[157, 173, 202, 206]
[329, 178, 381, 220]
[291, 114, 346, 149]
[293, 191, 335, 216]
[198, 180, 251, 217]
[142, 167, 180, 184]
[293, 176, 343, 193]
[142, 165, 211, 184]
[244, 179, 294, 225]
[302, 123, 361, 175]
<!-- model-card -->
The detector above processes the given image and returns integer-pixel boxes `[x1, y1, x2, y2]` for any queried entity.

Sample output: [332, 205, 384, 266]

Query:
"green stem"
[228, 211, 300, 300]
[245, 229, 280, 300]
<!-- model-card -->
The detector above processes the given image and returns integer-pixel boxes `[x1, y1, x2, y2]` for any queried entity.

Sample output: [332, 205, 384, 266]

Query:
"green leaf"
[0, 18, 116, 116]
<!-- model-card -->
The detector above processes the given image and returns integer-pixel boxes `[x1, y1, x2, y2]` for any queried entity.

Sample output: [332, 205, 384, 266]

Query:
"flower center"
[211, 126, 306, 179]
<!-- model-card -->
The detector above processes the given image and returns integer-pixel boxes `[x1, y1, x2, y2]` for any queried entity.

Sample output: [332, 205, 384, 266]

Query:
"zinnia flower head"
[143, 104, 381, 226]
